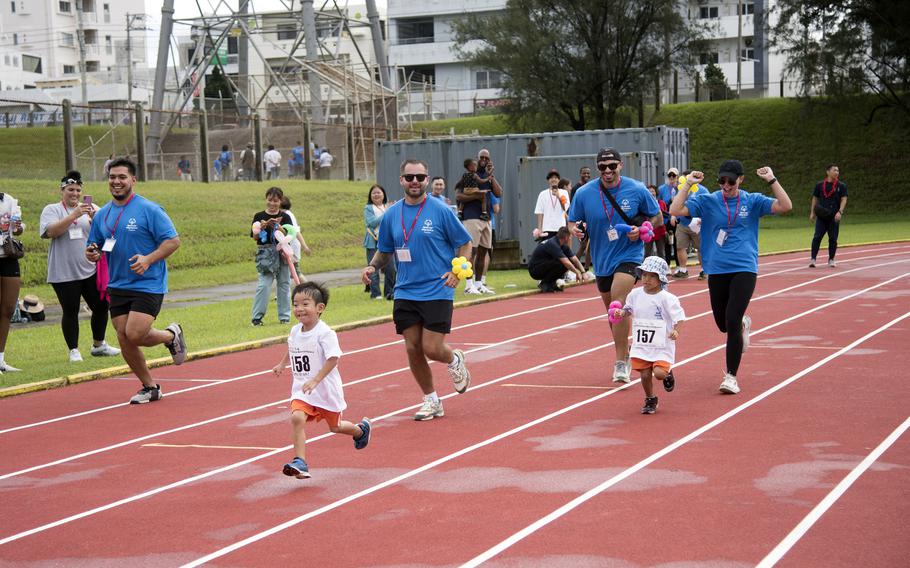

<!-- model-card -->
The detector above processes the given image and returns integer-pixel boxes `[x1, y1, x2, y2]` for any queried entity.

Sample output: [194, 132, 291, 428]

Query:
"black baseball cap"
[718, 159, 744, 179]
[596, 148, 622, 163]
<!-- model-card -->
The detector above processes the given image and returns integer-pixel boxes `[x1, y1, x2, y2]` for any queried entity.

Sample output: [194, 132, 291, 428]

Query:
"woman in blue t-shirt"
[669, 159, 792, 395]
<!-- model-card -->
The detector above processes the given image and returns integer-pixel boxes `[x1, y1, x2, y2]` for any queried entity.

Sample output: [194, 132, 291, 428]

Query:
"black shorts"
[393, 299, 454, 335]
[108, 288, 165, 318]
[0, 257, 20, 278]
[595, 262, 639, 293]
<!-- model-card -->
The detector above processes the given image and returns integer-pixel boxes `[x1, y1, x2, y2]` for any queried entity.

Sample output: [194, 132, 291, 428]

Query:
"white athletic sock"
[480, 275, 487, 285]
[425, 391, 439, 403]
[466, 277, 475, 289]
[448, 352, 460, 367]
[678, 267, 688, 273]
[0, 352, 5, 364]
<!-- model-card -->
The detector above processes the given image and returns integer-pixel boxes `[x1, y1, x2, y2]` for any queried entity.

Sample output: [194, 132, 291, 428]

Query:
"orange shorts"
[630, 358, 672, 373]
[290, 399, 341, 428]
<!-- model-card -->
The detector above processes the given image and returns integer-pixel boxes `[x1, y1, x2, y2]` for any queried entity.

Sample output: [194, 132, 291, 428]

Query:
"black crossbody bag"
[600, 179, 648, 226]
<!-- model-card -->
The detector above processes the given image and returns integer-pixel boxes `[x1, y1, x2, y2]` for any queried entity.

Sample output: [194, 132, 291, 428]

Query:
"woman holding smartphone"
[40, 170, 120, 362]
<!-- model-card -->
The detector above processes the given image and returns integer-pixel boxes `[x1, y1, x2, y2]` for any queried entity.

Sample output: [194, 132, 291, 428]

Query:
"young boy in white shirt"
[612, 256, 685, 414]
[272, 282, 371, 478]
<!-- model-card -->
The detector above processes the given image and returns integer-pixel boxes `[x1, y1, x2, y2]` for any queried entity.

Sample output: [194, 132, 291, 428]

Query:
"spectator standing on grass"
[272, 281, 371, 479]
[361, 158, 473, 421]
[645, 184, 668, 261]
[534, 169, 570, 242]
[0, 191, 25, 372]
[458, 149, 502, 295]
[291, 141, 306, 177]
[671, 170, 710, 280]
[240, 143, 256, 181]
[41, 171, 121, 363]
[218, 145, 232, 181]
[85, 157, 186, 404]
[177, 156, 192, 181]
[527, 227, 585, 293]
[658, 168, 679, 267]
[568, 147, 662, 385]
[363, 184, 396, 300]
[670, 160, 792, 395]
[318, 148, 334, 179]
[280, 196, 312, 280]
[809, 163, 848, 268]
[611, 256, 685, 415]
[250, 187, 293, 326]
[571, 166, 593, 272]
[264, 145, 282, 180]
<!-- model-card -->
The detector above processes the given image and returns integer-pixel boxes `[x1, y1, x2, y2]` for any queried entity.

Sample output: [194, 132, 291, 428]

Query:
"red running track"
[0, 243, 908, 567]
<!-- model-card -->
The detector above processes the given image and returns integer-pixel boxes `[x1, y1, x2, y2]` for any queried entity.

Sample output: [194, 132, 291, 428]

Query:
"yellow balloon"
[463, 268, 473, 279]
[678, 175, 687, 186]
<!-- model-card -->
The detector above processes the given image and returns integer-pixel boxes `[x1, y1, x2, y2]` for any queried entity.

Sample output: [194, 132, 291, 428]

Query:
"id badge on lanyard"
[716, 229, 727, 247]
[102, 237, 116, 252]
[395, 248, 412, 262]
[68, 226, 84, 240]
[607, 227, 619, 241]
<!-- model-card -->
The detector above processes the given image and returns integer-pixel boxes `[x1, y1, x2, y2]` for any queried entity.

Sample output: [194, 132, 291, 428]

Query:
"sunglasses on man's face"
[718, 177, 738, 187]
[402, 173, 428, 182]
[597, 162, 620, 172]
[667, 173, 678, 178]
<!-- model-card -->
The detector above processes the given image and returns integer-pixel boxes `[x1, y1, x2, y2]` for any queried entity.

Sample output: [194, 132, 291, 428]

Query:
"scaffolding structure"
[146, 0, 396, 161]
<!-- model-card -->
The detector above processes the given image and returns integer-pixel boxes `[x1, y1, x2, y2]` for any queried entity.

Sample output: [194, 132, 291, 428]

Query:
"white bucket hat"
[637, 256, 670, 284]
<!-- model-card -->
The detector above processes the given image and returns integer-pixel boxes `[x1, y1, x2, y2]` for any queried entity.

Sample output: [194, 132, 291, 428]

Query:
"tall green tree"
[452, 0, 703, 130]
[772, 0, 910, 119]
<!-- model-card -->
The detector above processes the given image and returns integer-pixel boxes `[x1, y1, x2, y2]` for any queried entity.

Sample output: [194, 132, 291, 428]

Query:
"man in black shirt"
[809, 163, 848, 268]
[528, 227, 586, 292]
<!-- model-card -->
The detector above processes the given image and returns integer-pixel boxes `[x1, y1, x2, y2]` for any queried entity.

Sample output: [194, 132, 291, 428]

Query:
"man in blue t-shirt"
[567, 147, 662, 384]
[362, 158, 474, 421]
[456, 148, 502, 295]
[291, 141, 305, 177]
[85, 158, 186, 405]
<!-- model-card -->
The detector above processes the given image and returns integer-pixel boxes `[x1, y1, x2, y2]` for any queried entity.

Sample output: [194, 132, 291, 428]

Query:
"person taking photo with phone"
[41, 170, 121, 362]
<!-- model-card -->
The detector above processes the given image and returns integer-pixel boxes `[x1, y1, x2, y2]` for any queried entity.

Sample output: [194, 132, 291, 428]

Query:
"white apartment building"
[0, 0, 146, 95]
[387, 0, 508, 119]
[177, 4, 386, 117]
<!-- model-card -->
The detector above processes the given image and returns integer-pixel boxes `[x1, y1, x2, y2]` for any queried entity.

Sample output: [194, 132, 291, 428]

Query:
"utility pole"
[126, 13, 146, 106]
[737, 0, 743, 96]
[76, 1, 88, 104]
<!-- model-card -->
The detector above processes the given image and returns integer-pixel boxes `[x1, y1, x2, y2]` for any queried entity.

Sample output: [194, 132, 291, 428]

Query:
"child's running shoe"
[354, 418, 371, 450]
[641, 396, 659, 414]
[663, 370, 675, 392]
[283, 457, 311, 479]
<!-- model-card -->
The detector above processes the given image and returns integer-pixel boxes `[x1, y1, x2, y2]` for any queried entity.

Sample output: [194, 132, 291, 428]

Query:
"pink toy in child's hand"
[639, 221, 654, 243]
[608, 300, 624, 324]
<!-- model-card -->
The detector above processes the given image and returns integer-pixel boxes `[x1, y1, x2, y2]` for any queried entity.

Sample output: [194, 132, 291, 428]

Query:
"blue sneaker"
[282, 457, 311, 479]
[354, 417, 371, 450]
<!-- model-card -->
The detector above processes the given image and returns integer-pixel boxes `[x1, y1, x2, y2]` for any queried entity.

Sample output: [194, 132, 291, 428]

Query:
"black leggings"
[707, 272, 757, 376]
[811, 217, 840, 261]
[51, 273, 109, 350]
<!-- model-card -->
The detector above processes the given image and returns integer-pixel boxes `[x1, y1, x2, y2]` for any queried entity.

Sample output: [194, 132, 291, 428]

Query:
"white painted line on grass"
[756, 416, 910, 568]
[459, 311, 910, 568]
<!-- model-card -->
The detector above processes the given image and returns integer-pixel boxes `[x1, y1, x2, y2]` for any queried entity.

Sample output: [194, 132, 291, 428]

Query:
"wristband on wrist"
[767, 177, 777, 185]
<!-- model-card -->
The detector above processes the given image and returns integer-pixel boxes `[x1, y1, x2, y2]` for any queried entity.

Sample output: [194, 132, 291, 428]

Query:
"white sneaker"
[741, 315, 752, 352]
[448, 349, 471, 394]
[584, 270, 595, 280]
[719, 372, 740, 394]
[414, 397, 445, 421]
[91, 342, 121, 357]
[555, 278, 566, 290]
[477, 283, 496, 294]
[464, 285, 482, 295]
[0, 362, 21, 372]
[808, 258, 816, 268]
[828, 259, 837, 268]
[612, 360, 631, 384]
[69, 349, 83, 362]
[565, 271, 577, 282]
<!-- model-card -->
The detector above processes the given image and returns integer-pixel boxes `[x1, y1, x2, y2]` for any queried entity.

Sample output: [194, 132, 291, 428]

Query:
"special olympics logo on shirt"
[621, 198, 631, 212]
[421, 219, 434, 234]
[126, 218, 139, 231]
[739, 205, 749, 219]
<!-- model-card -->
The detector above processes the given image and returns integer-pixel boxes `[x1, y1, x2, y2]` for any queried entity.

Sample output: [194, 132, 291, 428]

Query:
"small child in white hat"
[611, 256, 686, 414]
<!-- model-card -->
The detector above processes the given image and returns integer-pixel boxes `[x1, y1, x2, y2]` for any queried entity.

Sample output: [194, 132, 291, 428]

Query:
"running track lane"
[1, 246, 904, 564]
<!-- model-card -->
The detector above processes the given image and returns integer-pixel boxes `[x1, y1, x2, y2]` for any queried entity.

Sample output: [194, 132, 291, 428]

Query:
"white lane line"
[4, 269, 904, 548]
[3, 247, 903, 436]
[142, 443, 284, 451]
[459, 311, 910, 568]
[502, 384, 616, 390]
[756, 416, 910, 568]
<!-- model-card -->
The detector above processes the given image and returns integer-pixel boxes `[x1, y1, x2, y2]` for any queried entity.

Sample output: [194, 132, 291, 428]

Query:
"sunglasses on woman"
[402, 174, 428, 182]
[718, 177, 738, 187]
[596, 162, 620, 172]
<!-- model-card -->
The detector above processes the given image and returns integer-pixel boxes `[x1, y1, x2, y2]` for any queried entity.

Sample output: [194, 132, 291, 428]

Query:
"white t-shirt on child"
[625, 287, 686, 364]
[288, 319, 346, 412]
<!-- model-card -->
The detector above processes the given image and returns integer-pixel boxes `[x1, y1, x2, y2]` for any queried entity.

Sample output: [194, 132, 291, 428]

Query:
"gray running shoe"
[165, 323, 187, 365]
[130, 383, 163, 404]
[612, 360, 631, 384]
[414, 398, 445, 421]
[449, 349, 471, 394]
